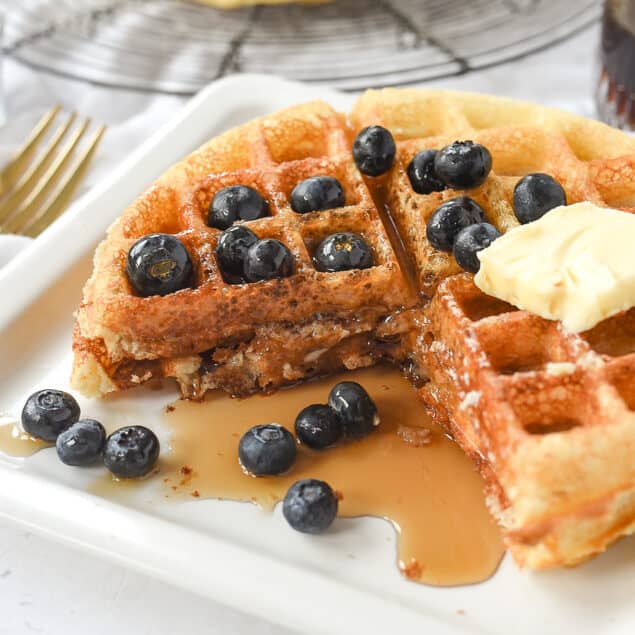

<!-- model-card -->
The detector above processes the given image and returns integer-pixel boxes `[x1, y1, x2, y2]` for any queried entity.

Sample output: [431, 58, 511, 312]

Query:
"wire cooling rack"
[1, 0, 601, 94]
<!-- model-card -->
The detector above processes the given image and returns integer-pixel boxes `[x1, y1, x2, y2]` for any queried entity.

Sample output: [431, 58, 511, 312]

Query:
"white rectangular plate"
[0, 75, 634, 635]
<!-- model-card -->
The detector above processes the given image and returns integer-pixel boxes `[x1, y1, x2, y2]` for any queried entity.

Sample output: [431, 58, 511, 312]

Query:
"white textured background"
[0, 24, 599, 635]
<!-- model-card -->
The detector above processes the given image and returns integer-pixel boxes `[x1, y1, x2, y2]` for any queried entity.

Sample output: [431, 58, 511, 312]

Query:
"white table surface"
[0, 24, 600, 635]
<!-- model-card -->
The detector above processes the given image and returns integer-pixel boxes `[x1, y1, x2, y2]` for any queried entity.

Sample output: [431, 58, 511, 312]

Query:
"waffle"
[418, 274, 635, 569]
[351, 89, 635, 296]
[73, 88, 635, 568]
[72, 100, 415, 398]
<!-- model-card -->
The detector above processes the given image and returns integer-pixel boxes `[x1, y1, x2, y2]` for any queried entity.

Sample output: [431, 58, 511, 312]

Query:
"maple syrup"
[0, 415, 50, 457]
[159, 366, 504, 586]
[1, 368, 504, 586]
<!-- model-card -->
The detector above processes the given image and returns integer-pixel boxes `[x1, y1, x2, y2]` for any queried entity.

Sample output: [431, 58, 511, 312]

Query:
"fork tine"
[2, 118, 91, 234]
[0, 105, 61, 195]
[22, 125, 106, 238]
[0, 112, 77, 225]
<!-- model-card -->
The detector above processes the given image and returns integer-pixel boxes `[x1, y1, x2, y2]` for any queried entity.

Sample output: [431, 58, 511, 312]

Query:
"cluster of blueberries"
[20, 381, 376, 535]
[353, 125, 567, 273]
[239, 381, 378, 534]
[126, 171, 375, 296]
[21, 389, 159, 478]
[209, 175, 375, 285]
[214, 224, 373, 286]
[125, 123, 566, 297]
[412, 141, 565, 272]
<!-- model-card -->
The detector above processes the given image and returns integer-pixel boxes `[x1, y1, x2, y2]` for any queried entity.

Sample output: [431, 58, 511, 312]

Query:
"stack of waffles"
[72, 88, 635, 569]
[72, 100, 415, 399]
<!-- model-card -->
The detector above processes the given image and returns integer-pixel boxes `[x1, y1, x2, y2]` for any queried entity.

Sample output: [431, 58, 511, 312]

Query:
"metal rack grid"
[1, 0, 602, 93]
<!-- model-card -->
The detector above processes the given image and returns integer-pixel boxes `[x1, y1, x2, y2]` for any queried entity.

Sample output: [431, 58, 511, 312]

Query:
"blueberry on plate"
[513, 173, 567, 224]
[407, 149, 447, 195]
[126, 233, 193, 297]
[328, 382, 379, 440]
[295, 404, 343, 450]
[103, 425, 160, 478]
[453, 222, 501, 274]
[238, 423, 297, 476]
[207, 185, 269, 230]
[56, 419, 106, 466]
[283, 479, 338, 534]
[352, 125, 396, 177]
[426, 196, 486, 252]
[215, 225, 258, 283]
[21, 389, 80, 442]
[434, 141, 492, 189]
[313, 232, 374, 273]
[243, 239, 294, 282]
[290, 176, 345, 214]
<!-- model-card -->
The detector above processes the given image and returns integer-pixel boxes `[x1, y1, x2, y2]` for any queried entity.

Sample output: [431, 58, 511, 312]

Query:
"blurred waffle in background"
[194, 0, 330, 7]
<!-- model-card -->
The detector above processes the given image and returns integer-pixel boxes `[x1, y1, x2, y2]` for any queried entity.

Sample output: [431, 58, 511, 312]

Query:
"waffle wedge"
[351, 89, 635, 296]
[418, 274, 635, 569]
[72, 100, 416, 399]
[73, 88, 635, 568]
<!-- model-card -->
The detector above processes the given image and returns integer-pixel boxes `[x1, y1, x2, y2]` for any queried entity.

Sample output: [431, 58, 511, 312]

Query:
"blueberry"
[290, 176, 345, 214]
[313, 232, 374, 273]
[513, 173, 567, 224]
[328, 382, 378, 439]
[352, 126, 396, 177]
[243, 239, 294, 282]
[453, 223, 501, 274]
[215, 225, 258, 283]
[238, 424, 296, 476]
[426, 196, 486, 252]
[295, 404, 343, 450]
[21, 389, 80, 442]
[126, 233, 193, 297]
[56, 419, 106, 466]
[434, 141, 492, 189]
[282, 479, 338, 534]
[407, 149, 447, 195]
[103, 426, 160, 478]
[207, 185, 269, 230]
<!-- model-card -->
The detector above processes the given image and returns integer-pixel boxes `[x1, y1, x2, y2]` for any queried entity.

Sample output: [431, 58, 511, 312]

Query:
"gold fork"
[0, 106, 106, 237]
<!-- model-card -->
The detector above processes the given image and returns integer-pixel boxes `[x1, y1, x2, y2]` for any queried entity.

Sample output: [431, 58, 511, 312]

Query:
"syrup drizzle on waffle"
[366, 180, 420, 301]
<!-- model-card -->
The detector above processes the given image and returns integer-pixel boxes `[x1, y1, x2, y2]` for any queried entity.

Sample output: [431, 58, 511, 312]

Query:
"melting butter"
[475, 202, 635, 332]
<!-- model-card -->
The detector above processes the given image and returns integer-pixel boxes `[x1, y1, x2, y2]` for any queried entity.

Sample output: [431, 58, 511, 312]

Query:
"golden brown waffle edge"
[418, 274, 635, 569]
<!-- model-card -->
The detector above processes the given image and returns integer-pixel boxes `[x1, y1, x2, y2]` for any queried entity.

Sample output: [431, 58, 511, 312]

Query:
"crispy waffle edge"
[419, 274, 635, 569]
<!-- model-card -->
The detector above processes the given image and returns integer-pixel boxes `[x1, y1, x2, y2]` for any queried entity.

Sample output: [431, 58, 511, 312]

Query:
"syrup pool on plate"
[0, 414, 50, 457]
[1, 367, 505, 586]
[158, 366, 504, 586]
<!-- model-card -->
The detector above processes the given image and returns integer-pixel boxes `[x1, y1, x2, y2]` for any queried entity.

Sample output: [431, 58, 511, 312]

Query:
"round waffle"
[72, 89, 635, 569]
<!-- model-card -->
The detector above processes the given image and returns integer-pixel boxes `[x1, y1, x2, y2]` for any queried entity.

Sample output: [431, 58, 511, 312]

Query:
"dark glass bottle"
[597, 0, 635, 129]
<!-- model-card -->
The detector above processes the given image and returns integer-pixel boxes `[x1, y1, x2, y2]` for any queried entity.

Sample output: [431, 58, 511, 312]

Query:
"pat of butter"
[474, 202, 635, 332]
